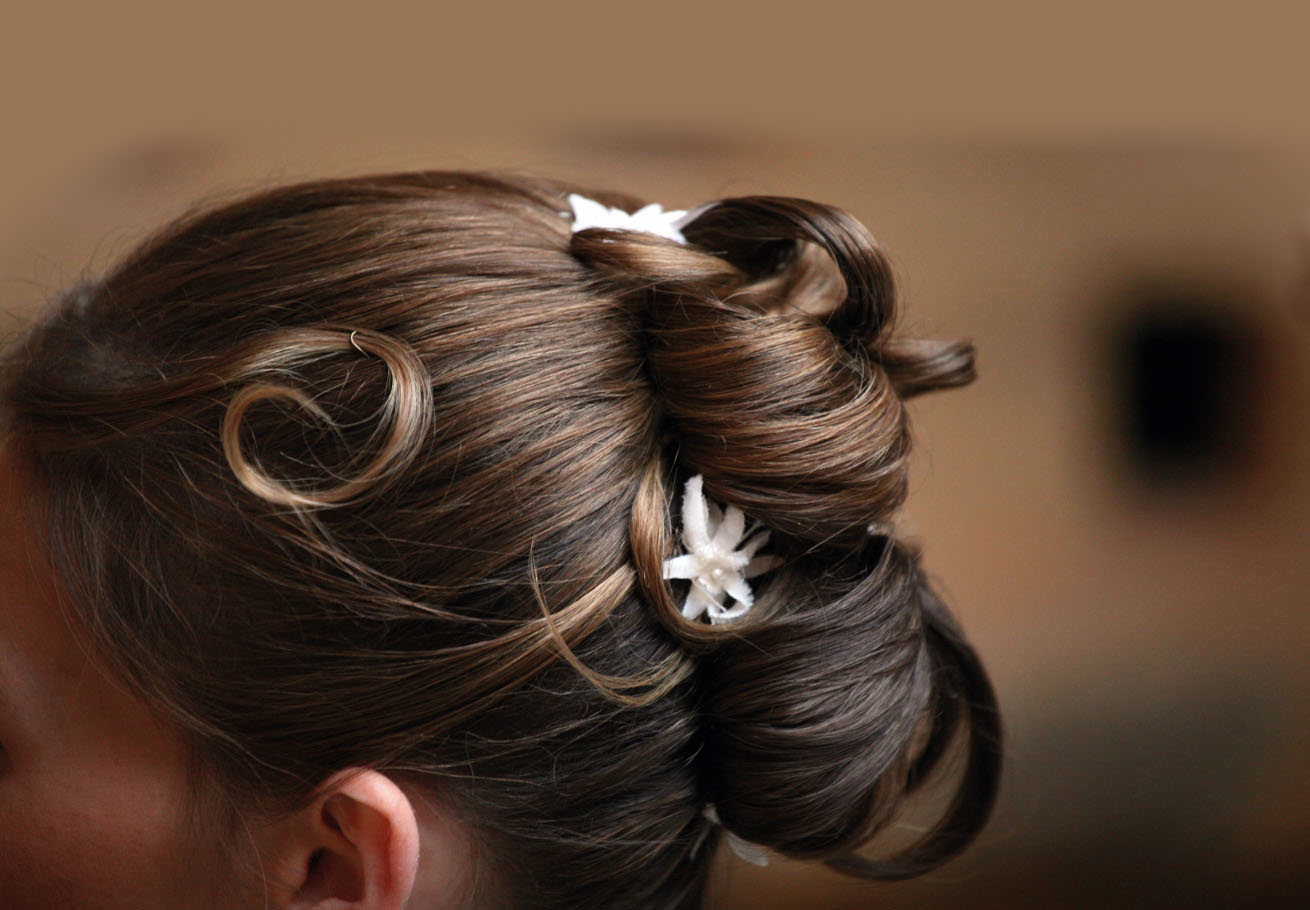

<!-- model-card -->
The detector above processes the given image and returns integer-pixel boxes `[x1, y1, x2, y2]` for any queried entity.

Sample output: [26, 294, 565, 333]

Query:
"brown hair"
[0, 171, 1000, 908]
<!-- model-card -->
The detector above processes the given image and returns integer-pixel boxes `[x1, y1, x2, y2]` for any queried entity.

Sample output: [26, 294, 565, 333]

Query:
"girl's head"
[0, 172, 1000, 909]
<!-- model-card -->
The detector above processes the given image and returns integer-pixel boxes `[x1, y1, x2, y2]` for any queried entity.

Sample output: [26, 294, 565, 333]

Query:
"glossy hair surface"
[0, 172, 1001, 908]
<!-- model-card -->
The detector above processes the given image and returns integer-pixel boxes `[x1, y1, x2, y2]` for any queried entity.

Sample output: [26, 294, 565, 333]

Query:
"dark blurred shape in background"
[1113, 288, 1261, 485]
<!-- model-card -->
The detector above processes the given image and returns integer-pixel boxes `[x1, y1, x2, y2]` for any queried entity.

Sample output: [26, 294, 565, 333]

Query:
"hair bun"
[697, 538, 1001, 876]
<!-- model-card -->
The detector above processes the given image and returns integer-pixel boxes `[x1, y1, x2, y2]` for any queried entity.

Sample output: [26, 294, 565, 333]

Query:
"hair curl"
[0, 171, 1000, 909]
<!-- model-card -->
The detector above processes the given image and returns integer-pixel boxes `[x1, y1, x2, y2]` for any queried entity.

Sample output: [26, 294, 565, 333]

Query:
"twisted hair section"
[584, 195, 975, 556]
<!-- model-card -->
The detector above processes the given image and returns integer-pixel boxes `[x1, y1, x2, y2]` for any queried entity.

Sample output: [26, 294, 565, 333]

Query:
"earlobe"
[265, 769, 420, 910]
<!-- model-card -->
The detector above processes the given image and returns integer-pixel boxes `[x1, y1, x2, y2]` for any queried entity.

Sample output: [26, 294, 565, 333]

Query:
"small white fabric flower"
[661, 474, 782, 625]
[567, 192, 690, 244]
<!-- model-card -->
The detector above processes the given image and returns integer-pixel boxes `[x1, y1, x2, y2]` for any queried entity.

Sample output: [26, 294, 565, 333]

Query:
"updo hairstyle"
[0, 172, 1000, 909]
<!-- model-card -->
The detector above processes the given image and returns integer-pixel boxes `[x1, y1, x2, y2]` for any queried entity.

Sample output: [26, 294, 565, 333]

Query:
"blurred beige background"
[3, 2, 1308, 907]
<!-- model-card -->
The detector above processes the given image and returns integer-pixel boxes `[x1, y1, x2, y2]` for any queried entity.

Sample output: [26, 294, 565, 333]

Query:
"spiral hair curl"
[0, 171, 1000, 908]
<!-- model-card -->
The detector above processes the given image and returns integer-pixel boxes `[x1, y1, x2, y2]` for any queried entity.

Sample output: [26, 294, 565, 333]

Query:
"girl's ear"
[262, 768, 420, 910]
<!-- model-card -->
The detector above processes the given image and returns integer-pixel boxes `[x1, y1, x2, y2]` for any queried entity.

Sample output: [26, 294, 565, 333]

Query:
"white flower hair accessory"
[661, 474, 782, 625]
[567, 192, 693, 244]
